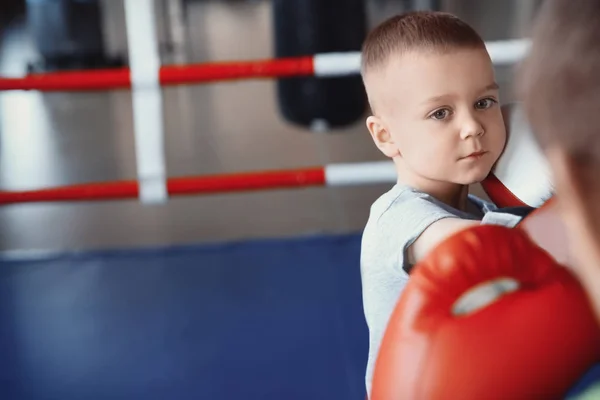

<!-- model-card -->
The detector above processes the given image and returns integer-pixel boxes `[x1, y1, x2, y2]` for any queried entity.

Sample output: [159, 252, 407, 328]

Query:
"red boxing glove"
[371, 225, 600, 400]
[481, 104, 553, 208]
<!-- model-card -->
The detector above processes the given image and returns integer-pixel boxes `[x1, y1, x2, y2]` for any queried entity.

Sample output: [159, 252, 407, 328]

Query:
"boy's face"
[366, 48, 506, 185]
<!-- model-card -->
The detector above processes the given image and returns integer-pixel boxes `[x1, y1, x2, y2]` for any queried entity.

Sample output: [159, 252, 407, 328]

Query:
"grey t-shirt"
[360, 184, 520, 396]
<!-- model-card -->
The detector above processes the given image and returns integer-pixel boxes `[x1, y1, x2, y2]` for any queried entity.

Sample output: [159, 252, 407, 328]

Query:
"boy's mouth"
[461, 151, 487, 160]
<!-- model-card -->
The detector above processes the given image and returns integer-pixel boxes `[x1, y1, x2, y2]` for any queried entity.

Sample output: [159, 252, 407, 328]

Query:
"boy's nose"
[460, 118, 484, 139]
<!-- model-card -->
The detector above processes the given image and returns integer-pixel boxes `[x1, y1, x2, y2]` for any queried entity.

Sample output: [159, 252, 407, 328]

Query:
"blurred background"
[0, 0, 542, 253]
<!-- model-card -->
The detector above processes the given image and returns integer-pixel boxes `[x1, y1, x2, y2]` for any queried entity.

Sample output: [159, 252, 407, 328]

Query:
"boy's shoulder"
[367, 184, 477, 227]
[361, 184, 484, 275]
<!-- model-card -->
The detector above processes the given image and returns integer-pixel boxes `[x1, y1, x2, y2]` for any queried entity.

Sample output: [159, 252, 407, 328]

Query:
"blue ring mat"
[1, 231, 598, 400]
[0, 232, 368, 400]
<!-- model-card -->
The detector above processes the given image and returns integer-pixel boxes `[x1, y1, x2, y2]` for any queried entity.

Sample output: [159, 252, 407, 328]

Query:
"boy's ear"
[366, 115, 400, 158]
[545, 145, 600, 236]
[546, 146, 584, 211]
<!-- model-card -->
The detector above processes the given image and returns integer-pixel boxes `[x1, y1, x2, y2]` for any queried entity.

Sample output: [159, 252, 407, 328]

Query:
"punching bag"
[26, 0, 119, 72]
[273, 0, 368, 130]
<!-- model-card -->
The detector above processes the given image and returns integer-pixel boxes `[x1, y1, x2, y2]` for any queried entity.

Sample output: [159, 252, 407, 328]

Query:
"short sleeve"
[376, 193, 466, 273]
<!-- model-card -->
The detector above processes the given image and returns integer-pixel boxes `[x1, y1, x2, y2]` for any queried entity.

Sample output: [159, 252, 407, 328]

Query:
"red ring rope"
[160, 56, 314, 86]
[0, 56, 315, 92]
[480, 174, 529, 208]
[0, 167, 326, 205]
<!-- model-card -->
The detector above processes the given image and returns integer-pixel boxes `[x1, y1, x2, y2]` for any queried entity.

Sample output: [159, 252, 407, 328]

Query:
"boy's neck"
[396, 167, 469, 211]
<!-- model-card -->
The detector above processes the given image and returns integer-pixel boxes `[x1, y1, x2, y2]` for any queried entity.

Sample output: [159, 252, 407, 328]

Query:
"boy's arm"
[408, 218, 480, 264]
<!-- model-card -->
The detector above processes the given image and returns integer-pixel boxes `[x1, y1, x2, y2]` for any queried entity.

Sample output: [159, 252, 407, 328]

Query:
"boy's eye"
[431, 109, 451, 120]
[475, 98, 497, 109]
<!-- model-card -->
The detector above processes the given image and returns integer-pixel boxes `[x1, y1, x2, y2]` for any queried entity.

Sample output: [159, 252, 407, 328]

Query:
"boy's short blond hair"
[518, 0, 600, 163]
[361, 11, 487, 76]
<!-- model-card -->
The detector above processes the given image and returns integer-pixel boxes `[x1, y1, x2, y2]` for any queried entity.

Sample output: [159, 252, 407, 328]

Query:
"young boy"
[359, 11, 513, 395]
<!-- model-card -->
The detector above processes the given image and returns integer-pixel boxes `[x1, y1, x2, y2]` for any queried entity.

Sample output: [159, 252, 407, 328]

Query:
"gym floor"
[0, 0, 540, 253]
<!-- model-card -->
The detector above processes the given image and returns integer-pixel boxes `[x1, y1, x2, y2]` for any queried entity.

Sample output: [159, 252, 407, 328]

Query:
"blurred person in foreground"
[518, 2, 600, 397]
[519, 0, 600, 322]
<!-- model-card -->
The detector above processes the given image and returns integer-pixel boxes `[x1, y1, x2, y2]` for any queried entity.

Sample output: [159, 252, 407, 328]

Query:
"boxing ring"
[0, 39, 528, 206]
[0, 2, 559, 400]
